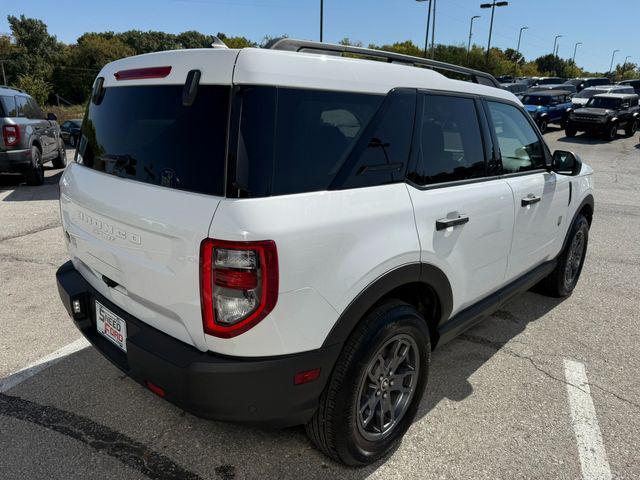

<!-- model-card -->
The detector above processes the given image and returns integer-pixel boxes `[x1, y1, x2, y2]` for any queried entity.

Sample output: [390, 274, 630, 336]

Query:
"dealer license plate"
[96, 301, 127, 352]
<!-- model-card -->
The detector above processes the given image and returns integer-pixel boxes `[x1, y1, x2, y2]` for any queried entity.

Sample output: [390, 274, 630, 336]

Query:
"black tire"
[539, 119, 548, 134]
[52, 142, 67, 169]
[565, 126, 577, 137]
[625, 120, 638, 137]
[24, 146, 45, 186]
[68, 135, 76, 147]
[537, 214, 589, 297]
[605, 122, 618, 141]
[306, 300, 430, 466]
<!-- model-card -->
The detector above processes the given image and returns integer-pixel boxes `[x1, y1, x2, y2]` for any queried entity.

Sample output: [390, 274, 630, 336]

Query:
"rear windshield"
[77, 85, 230, 196]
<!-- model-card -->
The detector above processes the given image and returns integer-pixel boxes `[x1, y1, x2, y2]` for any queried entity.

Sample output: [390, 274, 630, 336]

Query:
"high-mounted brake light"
[200, 239, 278, 338]
[114, 66, 172, 81]
[2, 125, 20, 147]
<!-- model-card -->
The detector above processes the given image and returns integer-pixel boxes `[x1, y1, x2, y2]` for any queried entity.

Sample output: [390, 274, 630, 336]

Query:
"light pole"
[467, 15, 481, 65]
[481, 1, 509, 65]
[609, 49, 620, 75]
[571, 42, 582, 78]
[511, 26, 527, 79]
[430, 0, 438, 59]
[319, 0, 324, 42]
[552, 34, 562, 57]
[416, 0, 432, 58]
[621, 55, 631, 81]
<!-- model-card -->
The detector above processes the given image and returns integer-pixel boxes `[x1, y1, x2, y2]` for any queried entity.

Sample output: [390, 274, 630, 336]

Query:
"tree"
[12, 74, 52, 105]
[534, 54, 570, 77]
[216, 32, 256, 49]
[504, 48, 523, 65]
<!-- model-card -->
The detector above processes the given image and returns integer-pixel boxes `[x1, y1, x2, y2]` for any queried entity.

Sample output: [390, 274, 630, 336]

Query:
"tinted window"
[27, 98, 46, 120]
[78, 85, 230, 196]
[15, 96, 28, 117]
[0, 96, 17, 117]
[235, 87, 383, 197]
[337, 89, 416, 189]
[522, 95, 550, 106]
[487, 101, 546, 174]
[408, 94, 485, 185]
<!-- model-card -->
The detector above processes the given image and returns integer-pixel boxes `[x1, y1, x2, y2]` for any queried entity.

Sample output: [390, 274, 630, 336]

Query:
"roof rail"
[264, 38, 500, 88]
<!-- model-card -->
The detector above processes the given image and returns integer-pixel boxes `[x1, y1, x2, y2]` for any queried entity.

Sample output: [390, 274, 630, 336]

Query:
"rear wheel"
[68, 135, 76, 147]
[537, 214, 589, 297]
[539, 119, 548, 134]
[625, 120, 638, 137]
[306, 300, 430, 466]
[24, 146, 45, 186]
[565, 126, 577, 137]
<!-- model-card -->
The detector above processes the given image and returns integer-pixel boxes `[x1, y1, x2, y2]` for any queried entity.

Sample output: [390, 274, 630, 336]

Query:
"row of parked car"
[499, 76, 640, 139]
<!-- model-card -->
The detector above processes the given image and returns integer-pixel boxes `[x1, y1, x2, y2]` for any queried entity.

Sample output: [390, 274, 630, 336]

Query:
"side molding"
[321, 263, 453, 348]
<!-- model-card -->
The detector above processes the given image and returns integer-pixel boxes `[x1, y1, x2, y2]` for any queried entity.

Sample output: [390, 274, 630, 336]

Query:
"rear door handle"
[521, 194, 541, 207]
[436, 214, 469, 231]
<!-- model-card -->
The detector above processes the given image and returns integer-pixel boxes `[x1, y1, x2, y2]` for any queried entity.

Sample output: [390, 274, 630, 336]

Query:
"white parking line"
[0, 338, 90, 393]
[564, 359, 612, 480]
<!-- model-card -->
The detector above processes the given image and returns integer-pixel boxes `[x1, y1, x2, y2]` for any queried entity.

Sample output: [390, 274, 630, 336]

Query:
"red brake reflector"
[214, 268, 258, 290]
[144, 380, 166, 397]
[114, 66, 172, 81]
[294, 368, 321, 385]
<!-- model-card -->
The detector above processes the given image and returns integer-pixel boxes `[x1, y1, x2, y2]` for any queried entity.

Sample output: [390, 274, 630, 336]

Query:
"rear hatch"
[59, 49, 238, 350]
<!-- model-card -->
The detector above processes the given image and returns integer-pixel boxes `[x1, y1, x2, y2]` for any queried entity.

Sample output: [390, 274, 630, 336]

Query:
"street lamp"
[609, 49, 620, 74]
[416, 0, 432, 58]
[571, 42, 582, 78]
[621, 55, 631, 81]
[319, 0, 324, 42]
[430, 0, 438, 59]
[552, 34, 562, 57]
[512, 26, 528, 79]
[480, 1, 509, 65]
[467, 15, 481, 65]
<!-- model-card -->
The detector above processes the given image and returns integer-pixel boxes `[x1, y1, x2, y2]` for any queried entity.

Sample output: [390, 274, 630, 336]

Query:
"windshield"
[522, 95, 550, 106]
[585, 97, 621, 109]
[564, 79, 582, 86]
[576, 89, 605, 99]
[77, 85, 230, 196]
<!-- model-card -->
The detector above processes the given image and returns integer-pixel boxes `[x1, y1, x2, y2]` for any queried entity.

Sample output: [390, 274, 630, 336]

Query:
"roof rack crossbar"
[265, 38, 500, 88]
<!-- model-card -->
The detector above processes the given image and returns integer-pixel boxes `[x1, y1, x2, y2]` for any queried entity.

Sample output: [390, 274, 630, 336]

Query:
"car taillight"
[200, 239, 278, 338]
[2, 125, 20, 147]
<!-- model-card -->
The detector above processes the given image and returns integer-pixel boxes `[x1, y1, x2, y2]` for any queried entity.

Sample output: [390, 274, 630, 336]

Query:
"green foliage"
[12, 74, 52, 105]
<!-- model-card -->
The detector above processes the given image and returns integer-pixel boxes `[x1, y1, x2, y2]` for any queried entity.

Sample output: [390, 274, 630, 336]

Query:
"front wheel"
[538, 119, 548, 134]
[537, 214, 589, 297]
[606, 123, 618, 141]
[306, 300, 430, 466]
[565, 126, 577, 137]
[24, 147, 45, 186]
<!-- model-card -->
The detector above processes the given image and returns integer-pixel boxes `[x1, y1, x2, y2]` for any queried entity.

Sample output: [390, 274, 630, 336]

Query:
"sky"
[1, 0, 638, 73]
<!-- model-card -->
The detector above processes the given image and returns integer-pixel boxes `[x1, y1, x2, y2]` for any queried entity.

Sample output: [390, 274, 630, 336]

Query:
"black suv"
[565, 93, 639, 140]
[0, 86, 66, 185]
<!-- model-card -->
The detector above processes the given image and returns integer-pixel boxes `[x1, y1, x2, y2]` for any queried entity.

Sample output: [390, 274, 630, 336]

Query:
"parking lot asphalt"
[1, 132, 639, 480]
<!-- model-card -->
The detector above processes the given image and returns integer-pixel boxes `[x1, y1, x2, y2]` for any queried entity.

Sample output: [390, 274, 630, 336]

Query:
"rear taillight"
[114, 66, 172, 81]
[2, 125, 20, 147]
[200, 239, 278, 338]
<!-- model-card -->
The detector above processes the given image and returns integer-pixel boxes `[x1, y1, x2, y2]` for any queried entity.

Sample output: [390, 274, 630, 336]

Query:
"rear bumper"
[0, 148, 31, 173]
[56, 261, 341, 428]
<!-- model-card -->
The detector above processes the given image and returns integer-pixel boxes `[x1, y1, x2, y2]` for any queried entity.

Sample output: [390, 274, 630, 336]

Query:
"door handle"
[521, 194, 542, 207]
[436, 214, 469, 231]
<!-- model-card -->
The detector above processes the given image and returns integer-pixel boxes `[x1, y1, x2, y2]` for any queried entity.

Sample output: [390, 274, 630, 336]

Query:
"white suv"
[56, 39, 594, 466]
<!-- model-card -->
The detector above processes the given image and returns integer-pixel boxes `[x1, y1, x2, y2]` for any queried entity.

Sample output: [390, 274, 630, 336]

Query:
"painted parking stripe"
[0, 338, 90, 393]
[564, 359, 612, 480]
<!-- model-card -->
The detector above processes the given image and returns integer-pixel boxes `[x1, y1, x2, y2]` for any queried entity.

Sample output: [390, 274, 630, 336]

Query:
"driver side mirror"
[47, 112, 57, 121]
[551, 150, 582, 176]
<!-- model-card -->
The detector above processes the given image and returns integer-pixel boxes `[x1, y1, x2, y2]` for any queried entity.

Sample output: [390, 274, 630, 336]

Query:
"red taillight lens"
[294, 368, 321, 385]
[144, 380, 165, 397]
[2, 125, 20, 147]
[200, 239, 278, 338]
[114, 66, 172, 81]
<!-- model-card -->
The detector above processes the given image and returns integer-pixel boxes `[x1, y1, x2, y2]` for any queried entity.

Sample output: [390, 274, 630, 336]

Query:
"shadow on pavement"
[1, 168, 63, 202]
[0, 290, 565, 479]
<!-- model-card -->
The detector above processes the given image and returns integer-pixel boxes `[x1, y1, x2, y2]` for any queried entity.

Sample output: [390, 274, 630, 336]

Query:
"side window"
[0, 96, 18, 117]
[408, 94, 485, 185]
[486, 101, 546, 174]
[15, 96, 28, 118]
[27, 98, 46, 119]
[337, 89, 416, 189]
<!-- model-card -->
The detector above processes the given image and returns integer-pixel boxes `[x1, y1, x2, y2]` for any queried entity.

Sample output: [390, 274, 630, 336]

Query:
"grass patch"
[47, 104, 86, 123]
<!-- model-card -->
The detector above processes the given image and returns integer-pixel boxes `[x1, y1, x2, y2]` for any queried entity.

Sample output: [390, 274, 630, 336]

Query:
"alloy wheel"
[564, 230, 585, 288]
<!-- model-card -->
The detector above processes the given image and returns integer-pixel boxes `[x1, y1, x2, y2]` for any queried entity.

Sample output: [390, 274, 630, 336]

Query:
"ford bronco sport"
[566, 93, 639, 140]
[0, 86, 66, 185]
[56, 39, 595, 466]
